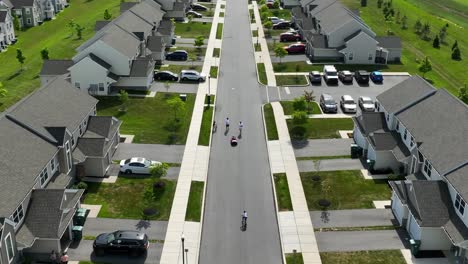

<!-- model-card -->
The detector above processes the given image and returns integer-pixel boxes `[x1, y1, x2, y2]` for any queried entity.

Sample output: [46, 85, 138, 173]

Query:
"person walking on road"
[242, 210, 248, 230]
[239, 121, 244, 134]
[225, 117, 230, 130]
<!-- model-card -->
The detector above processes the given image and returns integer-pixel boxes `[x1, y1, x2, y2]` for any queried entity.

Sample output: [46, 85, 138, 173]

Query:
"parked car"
[323, 65, 338, 85]
[319, 93, 338, 113]
[279, 32, 301, 42]
[198, 0, 210, 2]
[370, 71, 384, 83]
[120, 157, 162, 174]
[338, 70, 353, 83]
[355, 70, 370, 84]
[272, 21, 291, 29]
[190, 3, 208, 11]
[165, 50, 188, 61]
[358, 96, 375, 112]
[268, 16, 284, 24]
[180, 70, 206, 82]
[266, 1, 274, 8]
[308, 71, 322, 84]
[154, 71, 178, 81]
[284, 43, 305, 54]
[340, 95, 357, 113]
[93, 230, 149, 256]
[186, 10, 202, 18]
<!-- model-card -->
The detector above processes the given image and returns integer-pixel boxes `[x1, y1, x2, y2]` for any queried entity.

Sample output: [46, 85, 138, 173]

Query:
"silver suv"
[340, 95, 357, 113]
[320, 93, 337, 113]
[180, 70, 206, 82]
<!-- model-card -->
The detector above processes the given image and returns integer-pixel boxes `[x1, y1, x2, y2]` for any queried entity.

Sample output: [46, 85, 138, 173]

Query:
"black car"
[190, 3, 208, 11]
[272, 21, 291, 29]
[165, 50, 188, 61]
[93, 230, 149, 256]
[186, 10, 202, 18]
[154, 71, 178, 81]
[355, 70, 370, 84]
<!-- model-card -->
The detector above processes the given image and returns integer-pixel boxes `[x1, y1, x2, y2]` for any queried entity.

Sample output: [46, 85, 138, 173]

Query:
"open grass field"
[0, 0, 120, 111]
[320, 250, 406, 264]
[96, 93, 195, 144]
[174, 22, 212, 38]
[340, 0, 468, 95]
[301, 170, 392, 210]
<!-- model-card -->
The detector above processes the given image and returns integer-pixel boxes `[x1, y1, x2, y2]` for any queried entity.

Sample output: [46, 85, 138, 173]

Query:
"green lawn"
[0, 0, 120, 111]
[340, 0, 468, 95]
[301, 170, 392, 210]
[276, 75, 309, 86]
[286, 253, 304, 264]
[297, 155, 352, 161]
[96, 93, 195, 144]
[257, 63, 268, 84]
[273, 61, 408, 73]
[287, 118, 354, 139]
[210, 66, 219, 78]
[258, 7, 291, 22]
[252, 30, 258, 37]
[198, 105, 214, 146]
[185, 181, 205, 222]
[255, 43, 262, 51]
[263, 103, 279, 140]
[219, 12, 225, 17]
[216, 23, 223, 39]
[280, 101, 321, 115]
[273, 173, 293, 211]
[174, 22, 212, 38]
[213, 48, 221, 57]
[84, 177, 176, 220]
[320, 250, 406, 264]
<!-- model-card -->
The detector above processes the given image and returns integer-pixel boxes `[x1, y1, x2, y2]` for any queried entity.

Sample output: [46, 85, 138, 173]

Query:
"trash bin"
[73, 211, 86, 226]
[72, 225, 83, 241]
[409, 239, 421, 255]
[350, 144, 359, 159]
[180, 94, 187, 101]
[76, 208, 87, 215]
[367, 159, 376, 171]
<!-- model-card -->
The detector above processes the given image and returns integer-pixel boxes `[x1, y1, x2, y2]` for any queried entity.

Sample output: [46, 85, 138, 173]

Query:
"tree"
[263, 21, 272, 37]
[259, 4, 269, 13]
[167, 97, 185, 121]
[421, 23, 430, 40]
[103, 9, 112, 20]
[194, 35, 205, 51]
[361, 0, 367, 7]
[40, 48, 49, 60]
[432, 35, 440, 48]
[303, 90, 315, 113]
[118, 90, 129, 112]
[272, 0, 280, 9]
[414, 19, 422, 34]
[150, 163, 169, 178]
[377, 0, 383, 8]
[292, 111, 308, 124]
[16, 48, 26, 70]
[452, 40, 458, 51]
[75, 24, 84, 39]
[0, 82, 7, 99]
[13, 14, 20, 31]
[418, 57, 432, 78]
[395, 10, 400, 23]
[452, 47, 461, 60]
[401, 15, 408, 29]
[293, 96, 306, 111]
[274, 45, 287, 63]
[458, 84, 468, 104]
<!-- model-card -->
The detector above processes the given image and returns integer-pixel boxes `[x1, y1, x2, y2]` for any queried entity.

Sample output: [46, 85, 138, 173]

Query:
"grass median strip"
[301, 170, 392, 210]
[185, 181, 205, 222]
[273, 61, 408, 73]
[273, 173, 293, 211]
[280, 101, 321, 115]
[276, 75, 309, 86]
[286, 253, 304, 264]
[216, 23, 223, 39]
[296, 155, 352, 161]
[263, 104, 279, 140]
[287, 118, 354, 139]
[198, 105, 214, 146]
[213, 48, 221, 57]
[175, 22, 211, 38]
[257, 63, 267, 84]
[210, 66, 219, 78]
[320, 250, 406, 264]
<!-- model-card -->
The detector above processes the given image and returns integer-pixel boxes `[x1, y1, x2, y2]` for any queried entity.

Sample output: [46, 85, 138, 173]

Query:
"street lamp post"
[181, 234, 185, 264]
[207, 75, 211, 107]
[185, 248, 189, 264]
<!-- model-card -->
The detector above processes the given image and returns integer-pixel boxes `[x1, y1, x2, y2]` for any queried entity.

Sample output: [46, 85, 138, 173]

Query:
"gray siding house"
[10, 0, 42, 27]
[0, 0, 17, 51]
[353, 75, 468, 258]
[0, 76, 121, 263]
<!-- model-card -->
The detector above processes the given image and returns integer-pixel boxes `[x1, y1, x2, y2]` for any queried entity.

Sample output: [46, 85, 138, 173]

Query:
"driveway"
[297, 158, 363, 172]
[82, 218, 168, 240]
[151, 82, 199, 94]
[293, 139, 354, 157]
[316, 230, 408, 252]
[311, 209, 395, 228]
[67, 240, 163, 264]
[114, 143, 185, 163]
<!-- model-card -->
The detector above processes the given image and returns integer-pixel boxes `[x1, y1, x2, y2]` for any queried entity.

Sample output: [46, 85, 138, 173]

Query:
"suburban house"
[10, 0, 43, 27]
[0, 0, 16, 51]
[291, 0, 401, 64]
[39, 59, 73, 86]
[155, 0, 190, 22]
[66, 0, 166, 95]
[353, 75, 468, 258]
[280, 0, 300, 9]
[0, 75, 121, 263]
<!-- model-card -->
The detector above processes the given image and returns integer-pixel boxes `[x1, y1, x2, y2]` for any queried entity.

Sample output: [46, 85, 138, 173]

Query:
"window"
[25, 8, 30, 14]
[348, 52, 353, 60]
[75, 82, 80, 89]
[79, 124, 83, 135]
[418, 151, 424, 162]
[51, 158, 55, 171]
[410, 136, 415, 147]
[386, 114, 389, 121]
[396, 122, 399, 131]
[39, 167, 49, 186]
[455, 193, 466, 215]
[66, 141, 72, 172]
[98, 83, 104, 91]
[368, 53, 373, 60]
[26, 18, 31, 24]
[403, 129, 407, 140]
[12, 204, 24, 224]
[71, 136, 75, 146]
[5, 233, 14, 262]
[423, 159, 432, 177]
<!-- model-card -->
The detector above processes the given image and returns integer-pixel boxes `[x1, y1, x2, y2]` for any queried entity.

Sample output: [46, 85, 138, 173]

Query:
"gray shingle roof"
[130, 57, 154, 77]
[39, 60, 73, 76]
[85, 116, 121, 139]
[114, 10, 154, 39]
[99, 24, 140, 58]
[75, 138, 107, 157]
[396, 89, 468, 174]
[446, 165, 468, 202]
[368, 131, 410, 161]
[74, 116, 121, 158]
[16, 189, 83, 246]
[128, 0, 164, 26]
[1, 0, 14, 8]
[0, 10, 8, 22]
[353, 112, 388, 136]
[11, 0, 34, 7]
[376, 76, 436, 114]
[95, 21, 110, 32]
[147, 35, 164, 52]
[376, 36, 402, 49]
[157, 19, 174, 35]
[120, 1, 137, 13]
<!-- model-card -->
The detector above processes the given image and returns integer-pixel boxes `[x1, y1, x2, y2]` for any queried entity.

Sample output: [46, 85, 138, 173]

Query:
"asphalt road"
[198, 0, 283, 263]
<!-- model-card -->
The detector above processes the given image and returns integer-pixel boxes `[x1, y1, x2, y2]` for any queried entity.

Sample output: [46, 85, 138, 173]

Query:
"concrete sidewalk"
[270, 102, 321, 263]
[159, 1, 223, 263]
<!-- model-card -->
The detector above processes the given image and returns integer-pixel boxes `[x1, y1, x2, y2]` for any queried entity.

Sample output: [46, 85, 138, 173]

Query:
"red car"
[284, 43, 305, 54]
[280, 32, 302, 42]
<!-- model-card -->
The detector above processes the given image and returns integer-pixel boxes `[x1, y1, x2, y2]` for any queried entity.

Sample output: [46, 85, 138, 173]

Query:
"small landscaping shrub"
[290, 125, 307, 140]
[292, 111, 308, 124]
[293, 96, 306, 111]
[76, 181, 88, 190]
[153, 181, 166, 190]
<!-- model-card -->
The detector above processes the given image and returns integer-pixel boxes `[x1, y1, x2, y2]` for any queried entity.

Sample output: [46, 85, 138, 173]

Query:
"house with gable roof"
[0, 0, 16, 51]
[353, 75, 468, 257]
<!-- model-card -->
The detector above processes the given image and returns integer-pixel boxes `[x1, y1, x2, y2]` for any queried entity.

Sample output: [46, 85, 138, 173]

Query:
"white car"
[268, 16, 284, 24]
[180, 70, 206, 82]
[358, 96, 375, 112]
[340, 95, 357, 113]
[120, 157, 162, 174]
